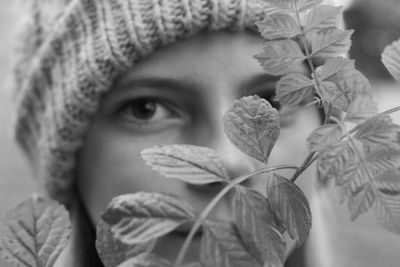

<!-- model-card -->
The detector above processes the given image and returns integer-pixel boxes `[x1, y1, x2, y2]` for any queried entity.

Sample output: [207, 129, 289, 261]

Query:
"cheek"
[268, 108, 320, 196]
[75, 123, 228, 225]
[76, 124, 185, 224]
[77, 135, 143, 224]
[271, 109, 319, 163]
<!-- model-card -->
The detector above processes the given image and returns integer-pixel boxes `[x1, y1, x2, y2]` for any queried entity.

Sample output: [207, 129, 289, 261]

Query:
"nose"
[189, 97, 266, 186]
[182, 101, 268, 222]
[213, 133, 260, 180]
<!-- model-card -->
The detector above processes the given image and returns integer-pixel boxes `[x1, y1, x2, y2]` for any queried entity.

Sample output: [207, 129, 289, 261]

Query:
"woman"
[13, 0, 321, 266]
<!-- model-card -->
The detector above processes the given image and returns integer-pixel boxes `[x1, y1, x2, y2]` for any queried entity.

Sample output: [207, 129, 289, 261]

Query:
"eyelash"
[256, 91, 281, 110]
[115, 90, 290, 129]
[117, 97, 177, 124]
[255, 90, 301, 127]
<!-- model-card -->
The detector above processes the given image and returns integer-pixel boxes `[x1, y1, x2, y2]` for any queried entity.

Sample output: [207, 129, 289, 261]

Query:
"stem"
[305, 98, 321, 109]
[346, 105, 400, 136]
[293, 0, 400, 182]
[173, 165, 299, 266]
[173, 100, 400, 267]
[294, 9, 316, 76]
[290, 151, 317, 182]
[282, 4, 325, 183]
[291, 105, 400, 183]
[289, 104, 400, 183]
[383, 105, 400, 116]
[293, 2, 329, 125]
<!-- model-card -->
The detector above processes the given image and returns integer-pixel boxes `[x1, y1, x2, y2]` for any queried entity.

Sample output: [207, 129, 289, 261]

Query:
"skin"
[76, 31, 321, 263]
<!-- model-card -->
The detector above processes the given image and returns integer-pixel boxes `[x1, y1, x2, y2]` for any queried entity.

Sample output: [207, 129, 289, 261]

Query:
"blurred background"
[0, 2, 35, 214]
[1, 0, 400, 266]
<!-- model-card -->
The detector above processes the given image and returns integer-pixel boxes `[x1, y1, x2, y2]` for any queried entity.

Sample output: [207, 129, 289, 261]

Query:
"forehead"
[114, 31, 267, 89]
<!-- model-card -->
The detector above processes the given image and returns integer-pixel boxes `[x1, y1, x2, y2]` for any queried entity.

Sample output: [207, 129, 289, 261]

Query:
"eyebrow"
[114, 73, 279, 99]
[114, 75, 201, 95]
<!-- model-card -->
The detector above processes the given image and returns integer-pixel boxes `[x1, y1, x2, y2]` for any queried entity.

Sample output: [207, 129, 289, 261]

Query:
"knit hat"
[13, 0, 264, 204]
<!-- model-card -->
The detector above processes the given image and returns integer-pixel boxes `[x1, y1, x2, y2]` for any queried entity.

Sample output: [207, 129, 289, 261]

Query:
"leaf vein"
[9, 222, 37, 262]
[2, 239, 32, 267]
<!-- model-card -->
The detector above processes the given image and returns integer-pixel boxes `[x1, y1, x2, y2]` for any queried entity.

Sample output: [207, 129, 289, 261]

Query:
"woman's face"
[76, 31, 320, 261]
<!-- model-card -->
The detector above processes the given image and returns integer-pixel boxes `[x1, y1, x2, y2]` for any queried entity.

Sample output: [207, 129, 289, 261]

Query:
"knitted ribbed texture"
[14, 0, 264, 204]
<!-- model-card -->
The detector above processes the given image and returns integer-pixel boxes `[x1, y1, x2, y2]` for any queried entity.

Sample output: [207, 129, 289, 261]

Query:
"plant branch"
[293, 3, 329, 125]
[173, 165, 299, 266]
[383, 105, 400, 116]
[286, 4, 326, 183]
[345, 105, 400, 136]
[290, 105, 400, 183]
[290, 151, 317, 182]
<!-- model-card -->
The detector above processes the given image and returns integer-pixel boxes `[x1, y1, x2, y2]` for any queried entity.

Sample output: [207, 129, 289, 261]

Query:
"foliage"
[0, 195, 71, 267]
[2, 0, 400, 266]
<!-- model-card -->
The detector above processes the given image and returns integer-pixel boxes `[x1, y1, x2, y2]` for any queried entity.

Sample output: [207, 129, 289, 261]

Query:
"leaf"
[321, 134, 400, 225]
[254, 39, 306, 75]
[375, 168, 400, 188]
[365, 146, 398, 169]
[347, 167, 400, 224]
[0, 195, 71, 267]
[317, 141, 357, 182]
[364, 148, 400, 174]
[182, 262, 203, 267]
[96, 220, 155, 267]
[355, 114, 400, 149]
[374, 169, 400, 234]
[318, 69, 371, 112]
[326, 145, 400, 221]
[141, 145, 228, 184]
[304, 5, 343, 32]
[318, 80, 339, 104]
[261, 0, 294, 12]
[297, 0, 324, 13]
[223, 95, 280, 164]
[200, 221, 261, 267]
[275, 73, 314, 106]
[375, 191, 400, 235]
[306, 123, 342, 152]
[347, 182, 375, 220]
[341, 146, 400, 183]
[96, 220, 130, 267]
[382, 39, 400, 82]
[329, 69, 371, 98]
[234, 186, 285, 266]
[315, 57, 354, 81]
[308, 28, 353, 59]
[117, 254, 171, 267]
[256, 13, 300, 40]
[101, 193, 195, 245]
[336, 147, 400, 195]
[343, 166, 400, 233]
[265, 174, 312, 247]
[262, 4, 291, 17]
[344, 96, 378, 124]
[262, 0, 322, 14]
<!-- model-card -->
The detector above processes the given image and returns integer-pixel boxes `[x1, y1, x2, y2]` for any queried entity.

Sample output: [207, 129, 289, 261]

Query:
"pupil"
[133, 99, 156, 119]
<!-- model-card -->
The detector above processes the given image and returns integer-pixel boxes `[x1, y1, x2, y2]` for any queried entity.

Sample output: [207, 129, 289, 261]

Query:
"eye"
[255, 90, 302, 127]
[256, 91, 281, 110]
[118, 98, 176, 124]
